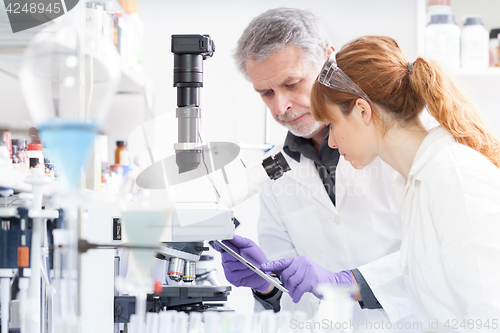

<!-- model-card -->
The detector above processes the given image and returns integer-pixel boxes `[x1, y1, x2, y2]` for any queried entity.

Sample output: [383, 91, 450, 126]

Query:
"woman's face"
[326, 100, 379, 169]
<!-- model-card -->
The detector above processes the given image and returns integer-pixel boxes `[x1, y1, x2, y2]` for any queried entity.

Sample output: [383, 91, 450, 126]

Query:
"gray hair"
[234, 8, 330, 80]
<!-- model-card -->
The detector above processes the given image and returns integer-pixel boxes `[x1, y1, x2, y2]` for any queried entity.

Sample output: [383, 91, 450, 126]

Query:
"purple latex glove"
[260, 257, 353, 303]
[214, 235, 270, 292]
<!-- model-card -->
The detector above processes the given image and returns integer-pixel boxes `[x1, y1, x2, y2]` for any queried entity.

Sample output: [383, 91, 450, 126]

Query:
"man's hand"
[261, 256, 353, 303]
[214, 235, 271, 292]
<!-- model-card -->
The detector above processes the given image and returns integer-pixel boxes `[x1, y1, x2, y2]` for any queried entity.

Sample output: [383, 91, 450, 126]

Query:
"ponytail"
[410, 57, 500, 167]
[311, 35, 500, 167]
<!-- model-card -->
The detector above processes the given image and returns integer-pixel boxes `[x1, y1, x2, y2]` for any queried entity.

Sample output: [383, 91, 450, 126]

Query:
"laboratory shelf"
[452, 67, 500, 77]
[0, 169, 69, 197]
[0, 168, 31, 192]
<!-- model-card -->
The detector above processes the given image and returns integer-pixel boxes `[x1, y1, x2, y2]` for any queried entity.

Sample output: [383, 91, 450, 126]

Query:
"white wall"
[139, 0, 419, 145]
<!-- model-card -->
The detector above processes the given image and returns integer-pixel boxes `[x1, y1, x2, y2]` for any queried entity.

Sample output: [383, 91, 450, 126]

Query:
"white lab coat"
[258, 144, 419, 331]
[394, 126, 500, 332]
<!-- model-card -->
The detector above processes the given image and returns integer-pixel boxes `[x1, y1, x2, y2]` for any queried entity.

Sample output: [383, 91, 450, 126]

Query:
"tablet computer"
[215, 240, 288, 294]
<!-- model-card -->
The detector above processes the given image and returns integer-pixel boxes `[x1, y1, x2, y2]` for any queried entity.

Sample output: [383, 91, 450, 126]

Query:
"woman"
[306, 35, 500, 329]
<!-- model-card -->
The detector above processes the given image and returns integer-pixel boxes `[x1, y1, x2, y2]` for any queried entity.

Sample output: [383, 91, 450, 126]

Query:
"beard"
[278, 109, 324, 138]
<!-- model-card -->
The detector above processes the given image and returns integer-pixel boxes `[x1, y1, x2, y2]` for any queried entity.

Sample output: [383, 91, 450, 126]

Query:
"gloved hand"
[260, 257, 353, 303]
[214, 235, 270, 292]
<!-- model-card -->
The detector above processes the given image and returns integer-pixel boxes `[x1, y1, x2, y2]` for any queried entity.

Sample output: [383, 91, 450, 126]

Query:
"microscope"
[115, 35, 233, 323]
[115, 34, 291, 324]
[172, 34, 213, 174]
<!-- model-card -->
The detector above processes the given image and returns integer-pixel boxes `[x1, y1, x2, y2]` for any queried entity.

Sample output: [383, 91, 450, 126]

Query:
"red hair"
[311, 36, 500, 167]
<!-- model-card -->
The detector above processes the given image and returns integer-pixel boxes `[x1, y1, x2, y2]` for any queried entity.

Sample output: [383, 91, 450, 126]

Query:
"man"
[217, 8, 419, 331]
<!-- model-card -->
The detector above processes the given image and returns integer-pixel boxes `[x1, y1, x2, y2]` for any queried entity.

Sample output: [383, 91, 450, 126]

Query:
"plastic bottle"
[27, 144, 45, 175]
[489, 28, 500, 66]
[117, 0, 141, 71]
[21, 139, 29, 173]
[120, 0, 143, 73]
[425, 14, 461, 69]
[115, 12, 126, 58]
[103, 2, 118, 49]
[86, 2, 103, 37]
[461, 16, 489, 69]
[129, 12, 144, 73]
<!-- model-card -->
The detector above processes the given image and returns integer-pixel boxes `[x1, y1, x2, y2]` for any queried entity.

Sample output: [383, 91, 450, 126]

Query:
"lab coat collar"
[283, 131, 323, 163]
[395, 126, 455, 199]
[409, 126, 454, 180]
[283, 154, 339, 214]
[282, 131, 339, 213]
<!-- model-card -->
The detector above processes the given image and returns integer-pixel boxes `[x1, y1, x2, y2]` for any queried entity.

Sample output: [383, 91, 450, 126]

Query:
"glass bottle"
[21, 139, 29, 173]
[12, 140, 23, 169]
[13, 139, 26, 173]
[11, 145, 21, 170]
[115, 141, 130, 166]
[488, 29, 500, 66]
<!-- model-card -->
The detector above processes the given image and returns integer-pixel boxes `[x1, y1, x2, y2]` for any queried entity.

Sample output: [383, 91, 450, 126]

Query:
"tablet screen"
[215, 240, 289, 294]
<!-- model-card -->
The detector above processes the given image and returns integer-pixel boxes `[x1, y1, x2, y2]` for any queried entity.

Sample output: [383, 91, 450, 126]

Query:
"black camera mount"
[172, 34, 215, 173]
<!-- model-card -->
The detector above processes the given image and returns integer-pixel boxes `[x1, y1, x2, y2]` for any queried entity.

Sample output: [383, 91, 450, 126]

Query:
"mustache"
[278, 110, 310, 122]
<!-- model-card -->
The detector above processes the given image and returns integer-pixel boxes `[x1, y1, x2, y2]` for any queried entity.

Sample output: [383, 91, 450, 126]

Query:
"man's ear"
[324, 45, 335, 59]
[356, 99, 373, 126]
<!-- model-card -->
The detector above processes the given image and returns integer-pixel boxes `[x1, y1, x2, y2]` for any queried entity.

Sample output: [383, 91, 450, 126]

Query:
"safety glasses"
[318, 54, 372, 104]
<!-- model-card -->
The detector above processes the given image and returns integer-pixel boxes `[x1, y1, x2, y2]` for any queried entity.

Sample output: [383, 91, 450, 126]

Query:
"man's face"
[246, 45, 325, 138]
